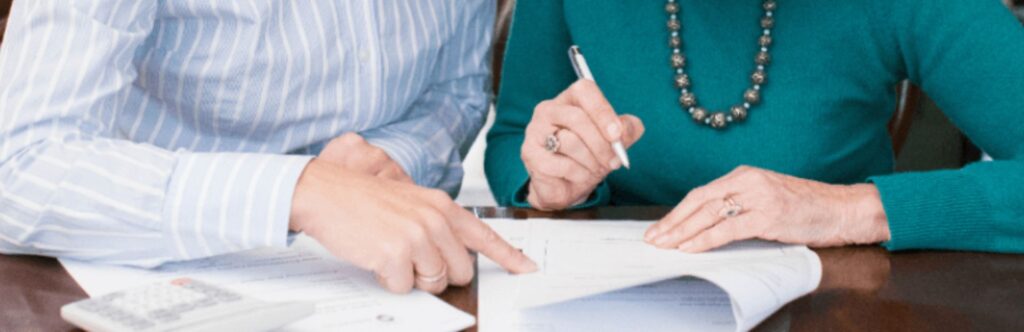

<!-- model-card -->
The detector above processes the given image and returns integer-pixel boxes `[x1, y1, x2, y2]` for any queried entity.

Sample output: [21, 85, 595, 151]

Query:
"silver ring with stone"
[718, 197, 744, 218]
[544, 130, 562, 153]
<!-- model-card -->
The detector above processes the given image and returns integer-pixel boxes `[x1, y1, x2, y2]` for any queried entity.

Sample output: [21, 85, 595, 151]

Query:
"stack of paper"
[60, 235, 474, 332]
[479, 219, 822, 332]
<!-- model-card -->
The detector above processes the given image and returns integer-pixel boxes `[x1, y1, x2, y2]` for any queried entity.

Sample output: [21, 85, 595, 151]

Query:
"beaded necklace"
[665, 0, 777, 129]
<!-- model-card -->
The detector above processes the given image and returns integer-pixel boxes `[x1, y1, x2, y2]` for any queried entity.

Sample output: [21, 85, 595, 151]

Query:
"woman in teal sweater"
[485, 0, 1024, 253]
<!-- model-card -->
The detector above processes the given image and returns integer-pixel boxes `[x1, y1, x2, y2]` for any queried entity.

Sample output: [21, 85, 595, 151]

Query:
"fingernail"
[524, 258, 539, 272]
[609, 158, 622, 170]
[678, 242, 695, 253]
[607, 123, 621, 138]
[644, 229, 658, 242]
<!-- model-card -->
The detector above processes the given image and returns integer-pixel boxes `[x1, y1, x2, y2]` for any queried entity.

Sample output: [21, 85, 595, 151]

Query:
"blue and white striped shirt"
[0, 0, 494, 267]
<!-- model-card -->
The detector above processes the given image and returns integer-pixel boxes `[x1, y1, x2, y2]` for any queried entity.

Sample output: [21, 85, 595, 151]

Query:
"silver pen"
[568, 45, 632, 169]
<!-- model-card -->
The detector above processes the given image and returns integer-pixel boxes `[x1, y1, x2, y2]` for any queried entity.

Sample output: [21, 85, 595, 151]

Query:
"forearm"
[360, 97, 486, 194]
[359, 1, 492, 194]
[0, 136, 310, 267]
[871, 161, 1024, 253]
[874, 0, 1024, 252]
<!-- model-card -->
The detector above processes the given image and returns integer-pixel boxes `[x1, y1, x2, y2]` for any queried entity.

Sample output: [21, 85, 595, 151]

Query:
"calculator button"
[130, 321, 155, 330]
[194, 298, 217, 308]
[149, 310, 180, 322]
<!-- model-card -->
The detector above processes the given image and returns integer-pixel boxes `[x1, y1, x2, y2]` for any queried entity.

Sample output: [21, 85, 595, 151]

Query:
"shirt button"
[358, 50, 370, 62]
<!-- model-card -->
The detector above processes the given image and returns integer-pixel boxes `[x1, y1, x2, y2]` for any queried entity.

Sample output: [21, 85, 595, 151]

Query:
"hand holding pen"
[518, 45, 646, 211]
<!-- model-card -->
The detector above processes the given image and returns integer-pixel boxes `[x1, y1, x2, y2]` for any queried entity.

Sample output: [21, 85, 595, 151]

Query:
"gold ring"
[416, 265, 447, 284]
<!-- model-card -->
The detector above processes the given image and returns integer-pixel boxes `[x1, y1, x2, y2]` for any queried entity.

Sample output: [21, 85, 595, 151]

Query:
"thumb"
[619, 114, 646, 148]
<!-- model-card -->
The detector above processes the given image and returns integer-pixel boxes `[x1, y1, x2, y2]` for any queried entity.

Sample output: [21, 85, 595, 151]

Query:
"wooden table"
[3, 206, 1024, 331]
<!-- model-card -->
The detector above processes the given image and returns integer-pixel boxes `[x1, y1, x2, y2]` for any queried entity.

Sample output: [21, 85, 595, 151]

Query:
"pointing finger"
[449, 209, 538, 274]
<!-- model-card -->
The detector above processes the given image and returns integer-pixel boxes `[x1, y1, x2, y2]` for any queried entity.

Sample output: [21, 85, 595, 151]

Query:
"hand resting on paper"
[644, 166, 891, 253]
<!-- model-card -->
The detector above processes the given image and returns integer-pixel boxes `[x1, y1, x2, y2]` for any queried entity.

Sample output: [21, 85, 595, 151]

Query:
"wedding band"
[718, 197, 744, 218]
[416, 266, 447, 284]
[544, 130, 561, 153]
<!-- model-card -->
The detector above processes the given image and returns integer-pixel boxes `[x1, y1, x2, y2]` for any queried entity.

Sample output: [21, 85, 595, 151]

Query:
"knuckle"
[632, 116, 647, 132]
[565, 107, 588, 124]
[521, 149, 534, 167]
[687, 185, 709, 200]
[570, 169, 591, 184]
[523, 124, 539, 139]
[597, 106, 617, 122]
[451, 272, 474, 287]
[557, 130, 576, 146]
[730, 165, 751, 176]
[535, 100, 556, 113]
[338, 132, 363, 145]
[404, 224, 430, 244]
[371, 148, 388, 159]
[568, 80, 587, 94]
[746, 168, 770, 183]
[480, 226, 500, 244]
[381, 240, 412, 260]
[420, 211, 449, 235]
[424, 189, 453, 205]
[451, 261, 475, 284]
[533, 161, 557, 177]
[548, 190, 573, 208]
[547, 159, 567, 175]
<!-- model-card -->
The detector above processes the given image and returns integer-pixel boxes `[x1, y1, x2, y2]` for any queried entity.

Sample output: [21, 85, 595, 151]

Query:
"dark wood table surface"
[3, 206, 1024, 331]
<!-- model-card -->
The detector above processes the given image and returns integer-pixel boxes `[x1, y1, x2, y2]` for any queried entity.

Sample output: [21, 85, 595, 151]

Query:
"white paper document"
[60, 235, 474, 332]
[479, 219, 822, 332]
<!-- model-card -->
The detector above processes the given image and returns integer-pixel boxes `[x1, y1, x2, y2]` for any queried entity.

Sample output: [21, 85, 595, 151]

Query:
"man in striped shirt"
[0, 0, 536, 294]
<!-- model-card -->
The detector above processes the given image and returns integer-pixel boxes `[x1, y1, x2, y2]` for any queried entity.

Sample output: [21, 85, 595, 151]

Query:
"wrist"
[289, 159, 327, 233]
[842, 184, 891, 245]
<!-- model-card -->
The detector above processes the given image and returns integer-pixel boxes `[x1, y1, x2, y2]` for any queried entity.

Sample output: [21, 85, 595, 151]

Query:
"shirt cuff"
[162, 152, 312, 260]
[363, 133, 440, 187]
[510, 177, 612, 210]
[869, 170, 991, 252]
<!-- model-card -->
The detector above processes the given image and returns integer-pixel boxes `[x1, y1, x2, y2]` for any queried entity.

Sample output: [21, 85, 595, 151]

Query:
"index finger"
[556, 80, 624, 143]
[448, 208, 538, 274]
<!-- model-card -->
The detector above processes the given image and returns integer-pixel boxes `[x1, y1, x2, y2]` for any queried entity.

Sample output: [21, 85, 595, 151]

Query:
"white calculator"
[61, 277, 314, 332]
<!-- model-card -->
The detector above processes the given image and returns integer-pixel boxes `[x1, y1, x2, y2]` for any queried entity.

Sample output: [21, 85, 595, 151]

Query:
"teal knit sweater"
[485, 0, 1024, 253]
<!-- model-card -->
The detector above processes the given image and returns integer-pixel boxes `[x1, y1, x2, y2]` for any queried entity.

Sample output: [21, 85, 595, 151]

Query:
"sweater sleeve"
[869, 0, 1024, 252]
[485, 0, 613, 208]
